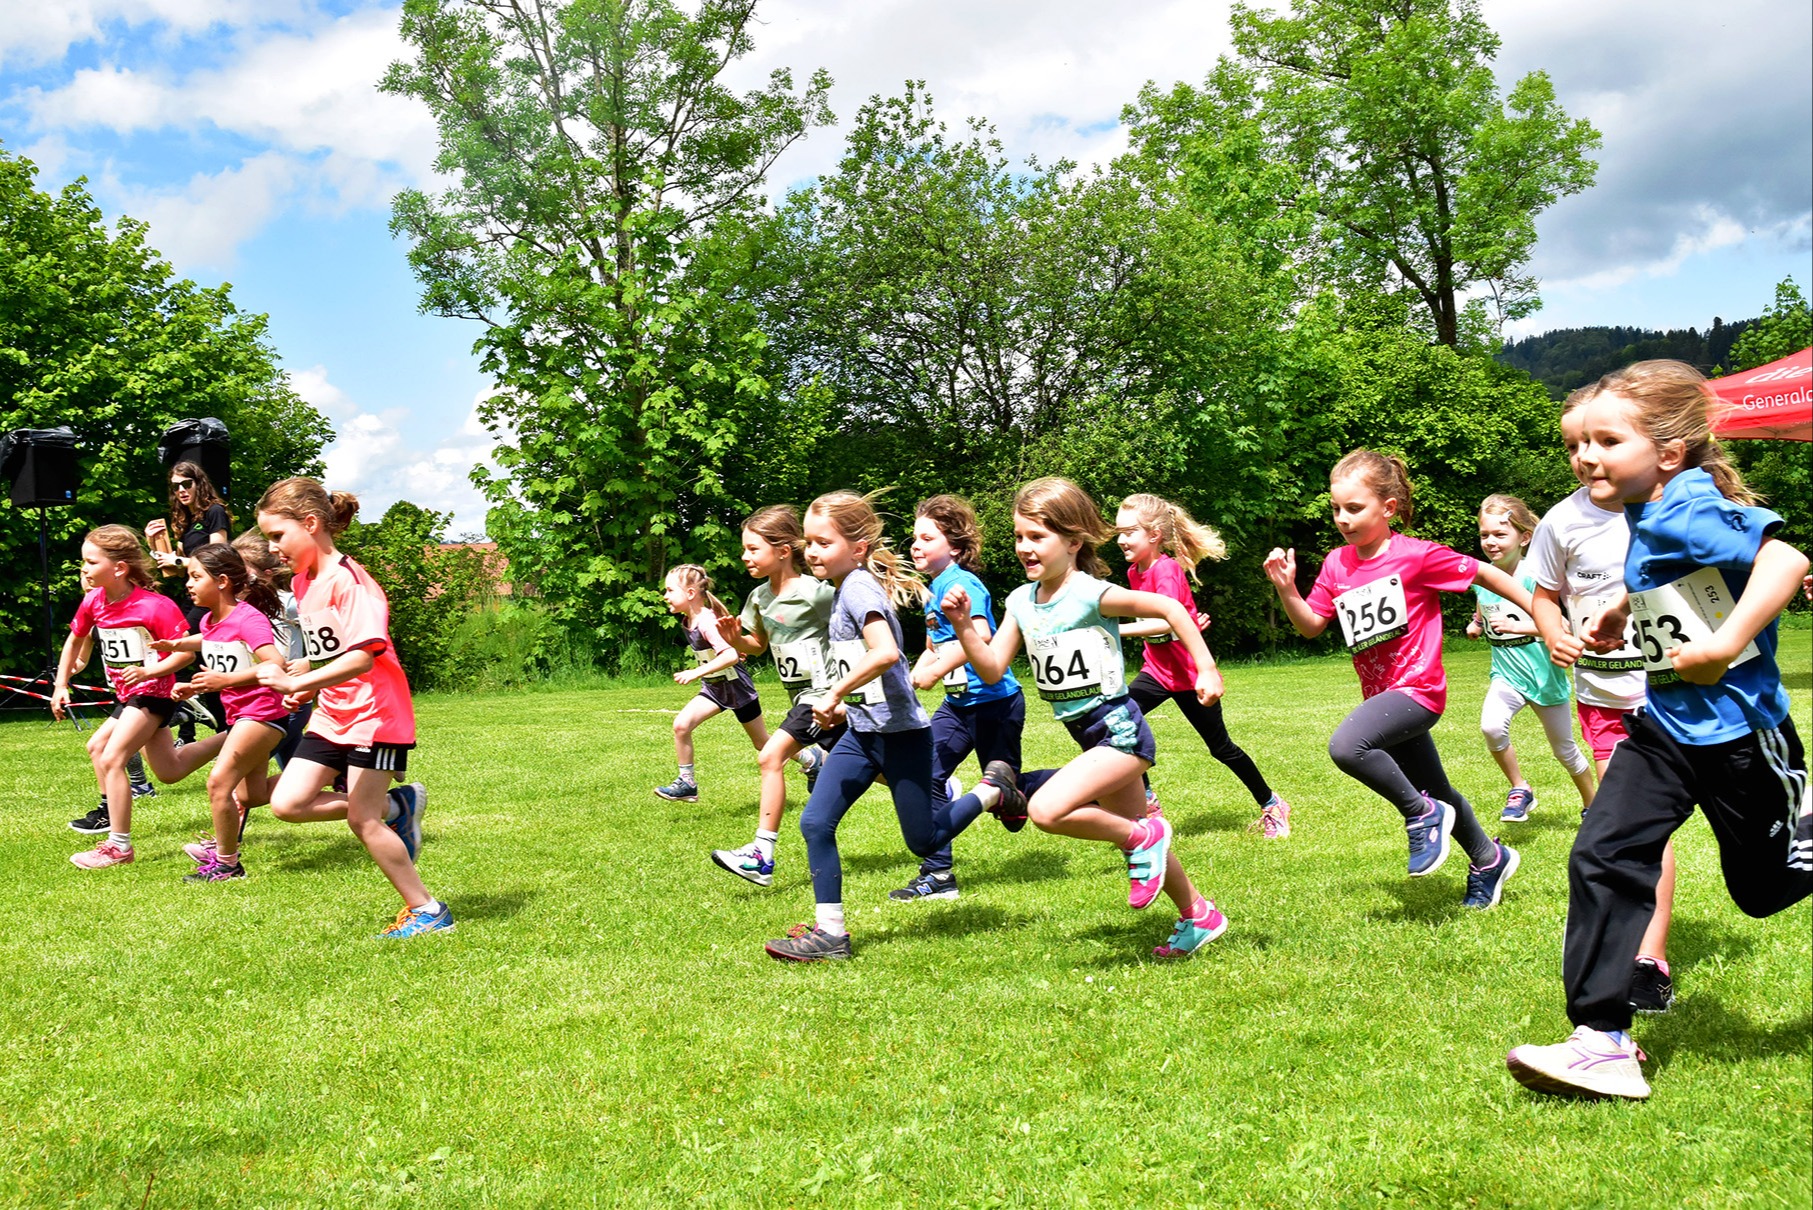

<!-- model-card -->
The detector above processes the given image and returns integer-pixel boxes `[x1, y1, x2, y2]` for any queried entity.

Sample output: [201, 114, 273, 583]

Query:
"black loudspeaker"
[157, 417, 231, 501]
[0, 428, 81, 507]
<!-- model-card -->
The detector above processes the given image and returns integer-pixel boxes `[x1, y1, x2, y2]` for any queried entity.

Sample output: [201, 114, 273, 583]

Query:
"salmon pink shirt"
[1304, 534, 1480, 714]
[70, 586, 188, 702]
[292, 553, 416, 746]
[199, 601, 289, 724]
[1126, 554, 1199, 693]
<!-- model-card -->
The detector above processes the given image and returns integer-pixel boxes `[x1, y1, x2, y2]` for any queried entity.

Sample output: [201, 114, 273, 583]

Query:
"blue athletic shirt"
[925, 564, 1021, 706]
[828, 567, 930, 733]
[1623, 467, 1789, 745]
[1004, 572, 1128, 722]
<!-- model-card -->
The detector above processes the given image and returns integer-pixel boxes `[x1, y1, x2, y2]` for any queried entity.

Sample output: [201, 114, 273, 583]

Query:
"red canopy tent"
[1707, 348, 1812, 441]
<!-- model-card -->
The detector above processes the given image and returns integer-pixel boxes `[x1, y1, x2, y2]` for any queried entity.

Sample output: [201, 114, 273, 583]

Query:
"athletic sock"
[383, 789, 401, 823]
[794, 748, 819, 770]
[215, 851, 240, 867]
[678, 763, 696, 784]
[108, 831, 131, 849]
[126, 753, 147, 781]
[416, 898, 443, 916]
[754, 829, 778, 861]
[971, 782, 1002, 810]
[1187, 895, 1211, 922]
[1606, 1029, 1632, 1048]
[1121, 819, 1154, 852]
[815, 902, 846, 936]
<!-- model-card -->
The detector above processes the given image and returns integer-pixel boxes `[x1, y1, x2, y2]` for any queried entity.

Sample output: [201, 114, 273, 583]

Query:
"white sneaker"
[1506, 1027, 1650, 1099]
[709, 843, 774, 887]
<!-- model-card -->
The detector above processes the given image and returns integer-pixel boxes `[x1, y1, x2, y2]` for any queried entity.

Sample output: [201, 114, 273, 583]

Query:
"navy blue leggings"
[918, 692, 1026, 876]
[800, 726, 986, 904]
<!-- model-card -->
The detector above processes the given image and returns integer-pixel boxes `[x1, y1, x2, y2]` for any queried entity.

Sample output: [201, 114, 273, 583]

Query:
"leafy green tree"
[0, 147, 331, 671]
[1718, 277, 1811, 561]
[1225, 0, 1600, 345]
[382, 0, 831, 648]
[338, 501, 490, 688]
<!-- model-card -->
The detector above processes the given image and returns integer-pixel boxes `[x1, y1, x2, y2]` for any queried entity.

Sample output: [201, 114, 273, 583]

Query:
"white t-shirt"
[1527, 487, 1646, 711]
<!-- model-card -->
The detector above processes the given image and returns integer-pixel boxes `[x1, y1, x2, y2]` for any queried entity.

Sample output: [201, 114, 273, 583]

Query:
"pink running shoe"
[71, 840, 134, 869]
[184, 836, 218, 863]
[1125, 816, 1172, 910]
[1252, 795, 1291, 840]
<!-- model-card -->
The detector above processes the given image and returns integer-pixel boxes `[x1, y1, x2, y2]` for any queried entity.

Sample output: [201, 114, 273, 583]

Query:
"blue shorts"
[1063, 696, 1156, 766]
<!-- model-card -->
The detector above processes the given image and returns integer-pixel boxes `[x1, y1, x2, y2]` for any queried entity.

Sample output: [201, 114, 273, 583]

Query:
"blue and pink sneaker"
[1153, 900, 1229, 958]
[1125, 816, 1172, 910]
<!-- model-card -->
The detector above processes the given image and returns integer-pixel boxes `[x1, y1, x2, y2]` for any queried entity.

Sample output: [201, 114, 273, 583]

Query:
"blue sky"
[3, 0, 1808, 536]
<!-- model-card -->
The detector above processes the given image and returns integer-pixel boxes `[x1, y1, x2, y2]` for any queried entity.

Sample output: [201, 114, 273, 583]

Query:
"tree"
[1227, 0, 1601, 345]
[1718, 277, 1811, 561]
[339, 501, 490, 687]
[382, 0, 831, 646]
[0, 146, 331, 671]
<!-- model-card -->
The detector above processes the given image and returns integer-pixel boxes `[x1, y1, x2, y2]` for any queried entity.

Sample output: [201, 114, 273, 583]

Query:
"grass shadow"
[867, 903, 1028, 945]
[262, 835, 369, 873]
[1638, 998, 1812, 1073]
[982, 848, 1072, 886]
[842, 850, 919, 875]
[1780, 670, 1809, 695]
[1662, 917, 1757, 968]
[451, 889, 536, 923]
[1170, 808, 1254, 835]
[1364, 875, 1465, 924]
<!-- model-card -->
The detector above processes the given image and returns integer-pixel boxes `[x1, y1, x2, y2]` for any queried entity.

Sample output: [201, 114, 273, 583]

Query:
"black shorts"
[780, 697, 847, 751]
[291, 733, 414, 775]
[113, 697, 178, 725]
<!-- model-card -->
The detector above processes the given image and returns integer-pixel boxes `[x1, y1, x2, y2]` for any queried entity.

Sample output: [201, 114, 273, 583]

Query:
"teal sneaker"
[380, 901, 455, 938]
[1153, 900, 1229, 958]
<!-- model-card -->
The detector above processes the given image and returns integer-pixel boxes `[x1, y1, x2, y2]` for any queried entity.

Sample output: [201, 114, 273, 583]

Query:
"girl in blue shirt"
[1507, 359, 1810, 1102]
[941, 477, 1229, 958]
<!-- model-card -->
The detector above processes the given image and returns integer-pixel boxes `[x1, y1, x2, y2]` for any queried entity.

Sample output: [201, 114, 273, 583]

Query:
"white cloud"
[297, 366, 498, 537]
[101, 150, 299, 268]
[0, 0, 285, 68]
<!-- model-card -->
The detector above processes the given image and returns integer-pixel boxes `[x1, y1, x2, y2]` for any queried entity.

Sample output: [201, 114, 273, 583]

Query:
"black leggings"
[1128, 671, 1273, 805]
[1327, 690, 1494, 865]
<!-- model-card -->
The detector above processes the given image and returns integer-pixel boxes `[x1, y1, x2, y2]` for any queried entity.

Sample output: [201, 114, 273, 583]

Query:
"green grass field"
[2, 627, 1809, 1208]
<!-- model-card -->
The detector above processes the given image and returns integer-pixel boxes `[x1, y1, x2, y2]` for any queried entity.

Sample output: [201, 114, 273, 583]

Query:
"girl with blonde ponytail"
[1115, 494, 1291, 838]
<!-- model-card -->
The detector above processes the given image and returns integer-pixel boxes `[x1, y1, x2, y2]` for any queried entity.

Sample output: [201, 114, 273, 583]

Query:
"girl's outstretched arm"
[940, 586, 1019, 683]
[1101, 586, 1222, 705]
[1263, 547, 1330, 639]
[1474, 562, 1536, 614]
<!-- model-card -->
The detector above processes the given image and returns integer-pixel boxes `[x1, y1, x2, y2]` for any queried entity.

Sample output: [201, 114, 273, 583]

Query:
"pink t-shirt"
[1127, 554, 1198, 693]
[70, 586, 188, 702]
[293, 554, 416, 746]
[200, 601, 288, 725]
[1305, 534, 1480, 714]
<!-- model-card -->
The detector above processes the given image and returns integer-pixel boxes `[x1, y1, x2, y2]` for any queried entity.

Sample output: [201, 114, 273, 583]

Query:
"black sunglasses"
[172, 478, 195, 489]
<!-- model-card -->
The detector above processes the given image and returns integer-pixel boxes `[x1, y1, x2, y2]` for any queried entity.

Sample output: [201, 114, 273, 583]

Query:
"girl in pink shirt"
[1264, 451, 1536, 909]
[148, 544, 294, 882]
[252, 478, 451, 939]
[54, 526, 210, 868]
[1115, 493, 1292, 838]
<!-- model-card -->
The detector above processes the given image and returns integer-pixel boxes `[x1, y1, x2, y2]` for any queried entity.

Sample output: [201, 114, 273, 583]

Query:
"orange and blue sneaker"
[380, 901, 455, 938]
[1125, 816, 1172, 910]
[1153, 899, 1228, 958]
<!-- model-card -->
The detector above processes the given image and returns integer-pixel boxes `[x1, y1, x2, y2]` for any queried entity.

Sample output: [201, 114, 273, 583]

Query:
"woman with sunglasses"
[145, 461, 232, 742]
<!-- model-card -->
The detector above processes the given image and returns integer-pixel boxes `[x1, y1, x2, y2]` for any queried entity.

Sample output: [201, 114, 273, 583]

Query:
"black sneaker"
[888, 871, 959, 902]
[980, 760, 1027, 832]
[1629, 957, 1675, 1014]
[69, 803, 111, 833]
[764, 923, 852, 962]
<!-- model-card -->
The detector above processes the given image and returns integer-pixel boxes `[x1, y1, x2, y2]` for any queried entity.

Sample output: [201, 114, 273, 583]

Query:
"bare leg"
[1027, 748, 1202, 915]
[1638, 839, 1676, 962]
[672, 695, 722, 768]
[740, 715, 771, 752]
[269, 759, 348, 824]
[204, 722, 281, 859]
[1488, 742, 1528, 791]
[344, 765, 430, 908]
[95, 709, 163, 836]
[756, 730, 807, 833]
[1569, 763, 1598, 809]
[142, 727, 227, 785]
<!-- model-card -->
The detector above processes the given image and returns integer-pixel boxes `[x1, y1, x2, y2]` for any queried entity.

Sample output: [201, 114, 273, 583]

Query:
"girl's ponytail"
[1331, 449, 1416, 526]
[1121, 493, 1226, 583]
[1595, 360, 1759, 505]
[808, 490, 928, 608]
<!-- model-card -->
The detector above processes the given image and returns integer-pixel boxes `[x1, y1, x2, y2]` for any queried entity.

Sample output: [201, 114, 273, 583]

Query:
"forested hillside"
[1498, 317, 1756, 398]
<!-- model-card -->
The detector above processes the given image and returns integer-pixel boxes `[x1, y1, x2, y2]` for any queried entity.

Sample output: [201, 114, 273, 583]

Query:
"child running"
[940, 477, 1231, 959]
[148, 544, 293, 881]
[251, 479, 450, 938]
[1263, 450, 1532, 909]
[890, 494, 1027, 903]
[653, 564, 769, 803]
[53, 525, 224, 867]
[762, 491, 1003, 962]
[710, 506, 833, 885]
[1528, 388, 1677, 1012]
[1115, 493, 1292, 838]
[1506, 360, 1810, 1100]
[1466, 494, 1596, 817]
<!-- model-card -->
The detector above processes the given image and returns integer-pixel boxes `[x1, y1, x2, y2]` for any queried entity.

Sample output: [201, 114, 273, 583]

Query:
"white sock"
[795, 747, 819, 770]
[816, 902, 846, 936]
[383, 789, 401, 823]
[973, 782, 1001, 810]
[679, 763, 696, 783]
[108, 831, 131, 849]
[417, 898, 442, 916]
[754, 829, 778, 861]
[945, 775, 963, 802]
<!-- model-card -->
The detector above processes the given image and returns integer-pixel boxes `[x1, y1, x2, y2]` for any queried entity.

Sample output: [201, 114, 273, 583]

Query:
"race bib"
[1333, 577, 1408, 652]
[692, 644, 735, 682]
[1026, 627, 1122, 704]
[95, 626, 151, 668]
[298, 612, 348, 663]
[1566, 592, 1643, 673]
[1479, 599, 1537, 649]
[828, 639, 886, 706]
[771, 638, 829, 691]
[201, 639, 255, 676]
[935, 640, 971, 693]
[1628, 568, 1760, 686]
